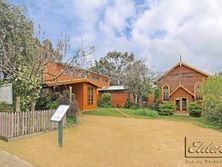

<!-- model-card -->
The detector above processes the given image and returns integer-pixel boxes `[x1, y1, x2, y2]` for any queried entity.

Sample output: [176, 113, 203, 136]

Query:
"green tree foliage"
[148, 88, 161, 111]
[99, 93, 112, 108]
[202, 76, 222, 126]
[158, 102, 175, 116]
[0, 1, 39, 110]
[0, 1, 93, 111]
[90, 51, 154, 104]
[188, 102, 202, 117]
[90, 51, 135, 85]
[154, 88, 161, 102]
[36, 90, 79, 116]
[0, 102, 13, 112]
[124, 59, 153, 103]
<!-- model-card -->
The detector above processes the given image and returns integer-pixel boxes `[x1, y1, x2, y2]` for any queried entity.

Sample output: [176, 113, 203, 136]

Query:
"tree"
[90, 51, 134, 85]
[201, 76, 222, 126]
[0, 1, 94, 111]
[124, 59, 153, 103]
[90, 51, 154, 103]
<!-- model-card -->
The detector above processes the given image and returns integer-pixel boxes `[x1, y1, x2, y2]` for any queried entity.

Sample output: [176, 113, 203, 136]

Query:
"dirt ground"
[0, 115, 222, 167]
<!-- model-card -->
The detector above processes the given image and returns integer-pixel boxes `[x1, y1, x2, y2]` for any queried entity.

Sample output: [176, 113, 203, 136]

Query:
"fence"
[0, 110, 66, 140]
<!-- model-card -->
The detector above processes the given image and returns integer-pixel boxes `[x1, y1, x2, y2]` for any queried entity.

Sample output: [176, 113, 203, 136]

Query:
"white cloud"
[15, 0, 222, 74]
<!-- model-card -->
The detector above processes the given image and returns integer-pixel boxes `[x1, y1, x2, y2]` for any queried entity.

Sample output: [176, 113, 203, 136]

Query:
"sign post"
[58, 121, 63, 147]
[50, 105, 70, 148]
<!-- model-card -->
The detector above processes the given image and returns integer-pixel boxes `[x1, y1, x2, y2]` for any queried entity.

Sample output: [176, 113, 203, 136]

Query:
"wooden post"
[15, 96, 20, 112]
[69, 86, 72, 102]
[31, 103, 35, 112]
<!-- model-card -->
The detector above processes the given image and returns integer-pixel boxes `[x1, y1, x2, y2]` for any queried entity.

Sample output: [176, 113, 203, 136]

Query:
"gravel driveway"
[0, 115, 222, 167]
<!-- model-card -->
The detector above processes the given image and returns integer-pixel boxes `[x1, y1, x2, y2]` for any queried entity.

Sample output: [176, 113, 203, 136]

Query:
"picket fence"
[0, 110, 66, 139]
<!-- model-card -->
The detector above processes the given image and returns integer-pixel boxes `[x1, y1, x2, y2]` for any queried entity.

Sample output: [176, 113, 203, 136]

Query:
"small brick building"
[155, 61, 209, 112]
[98, 86, 133, 108]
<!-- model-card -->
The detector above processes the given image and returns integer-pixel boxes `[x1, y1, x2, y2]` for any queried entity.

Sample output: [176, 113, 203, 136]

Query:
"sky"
[9, 0, 222, 74]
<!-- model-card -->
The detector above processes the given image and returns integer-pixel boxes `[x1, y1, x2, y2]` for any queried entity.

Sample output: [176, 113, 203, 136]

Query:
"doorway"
[175, 97, 188, 112]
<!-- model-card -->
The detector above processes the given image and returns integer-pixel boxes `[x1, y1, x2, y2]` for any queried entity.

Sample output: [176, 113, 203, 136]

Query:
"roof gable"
[155, 62, 209, 83]
[169, 85, 195, 97]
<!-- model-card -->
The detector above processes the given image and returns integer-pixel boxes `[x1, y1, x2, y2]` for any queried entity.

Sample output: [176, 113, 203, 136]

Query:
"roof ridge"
[155, 61, 209, 83]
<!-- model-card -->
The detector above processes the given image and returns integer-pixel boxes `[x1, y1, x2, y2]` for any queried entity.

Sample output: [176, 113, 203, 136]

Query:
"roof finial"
[179, 54, 182, 66]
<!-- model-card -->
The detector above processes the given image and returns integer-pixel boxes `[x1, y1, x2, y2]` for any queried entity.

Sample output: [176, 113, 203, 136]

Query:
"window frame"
[194, 82, 202, 101]
[87, 86, 94, 105]
[162, 84, 170, 101]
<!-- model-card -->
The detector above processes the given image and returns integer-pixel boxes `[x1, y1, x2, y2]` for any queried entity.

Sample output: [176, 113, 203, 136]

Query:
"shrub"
[148, 88, 161, 111]
[202, 76, 222, 126]
[35, 90, 79, 118]
[158, 102, 175, 116]
[149, 103, 160, 111]
[154, 88, 161, 102]
[0, 102, 14, 112]
[99, 93, 112, 108]
[55, 90, 80, 116]
[35, 95, 50, 110]
[134, 108, 159, 118]
[67, 115, 77, 125]
[134, 109, 146, 115]
[188, 102, 202, 117]
[131, 103, 140, 110]
[124, 97, 134, 108]
[46, 101, 59, 110]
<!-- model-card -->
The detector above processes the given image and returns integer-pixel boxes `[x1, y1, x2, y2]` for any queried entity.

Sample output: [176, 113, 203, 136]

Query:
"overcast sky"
[10, 0, 222, 74]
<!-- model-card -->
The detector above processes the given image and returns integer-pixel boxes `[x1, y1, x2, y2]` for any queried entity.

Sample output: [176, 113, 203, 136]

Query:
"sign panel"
[50, 105, 70, 122]
[0, 83, 13, 104]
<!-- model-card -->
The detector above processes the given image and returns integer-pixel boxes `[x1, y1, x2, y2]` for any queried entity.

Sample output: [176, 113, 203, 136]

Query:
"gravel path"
[0, 115, 222, 167]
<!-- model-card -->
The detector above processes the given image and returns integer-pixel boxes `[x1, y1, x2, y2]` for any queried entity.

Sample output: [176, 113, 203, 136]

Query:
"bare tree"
[0, 1, 94, 110]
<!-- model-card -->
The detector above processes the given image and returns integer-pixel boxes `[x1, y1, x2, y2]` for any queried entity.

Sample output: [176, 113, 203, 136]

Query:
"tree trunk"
[134, 94, 138, 104]
[15, 96, 20, 112]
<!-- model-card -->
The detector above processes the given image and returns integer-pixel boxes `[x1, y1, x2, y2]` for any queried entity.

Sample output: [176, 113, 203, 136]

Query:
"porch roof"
[46, 78, 98, 87]
[169, 85, 195, 97]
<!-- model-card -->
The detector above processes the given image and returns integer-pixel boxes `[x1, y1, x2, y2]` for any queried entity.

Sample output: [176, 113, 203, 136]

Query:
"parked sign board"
[0, 83, 13, 104]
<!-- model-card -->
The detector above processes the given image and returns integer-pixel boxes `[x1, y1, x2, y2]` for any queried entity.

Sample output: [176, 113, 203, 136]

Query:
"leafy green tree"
[124, 59, 153, 103]
[90, 51, 135, 85]
[202, 76, 222, 126]
[90, 51, 154, 104]
[0, 1, 94, 111]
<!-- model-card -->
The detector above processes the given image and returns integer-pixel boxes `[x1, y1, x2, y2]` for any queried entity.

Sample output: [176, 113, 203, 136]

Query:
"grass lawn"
[83, 108, 125, 117]
[83, 107, 222, 132]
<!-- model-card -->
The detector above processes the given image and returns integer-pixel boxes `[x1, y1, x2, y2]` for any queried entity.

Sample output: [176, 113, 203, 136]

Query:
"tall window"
[163, 85, 169, 101]
[88, 87, 93, 105]
[195, 82, 202, 101]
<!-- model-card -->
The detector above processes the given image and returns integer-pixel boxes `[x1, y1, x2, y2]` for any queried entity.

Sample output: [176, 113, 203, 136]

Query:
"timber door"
[175, 98, 180, 111]
[182, 98, 187, 111]
[175, 97, 188, 112]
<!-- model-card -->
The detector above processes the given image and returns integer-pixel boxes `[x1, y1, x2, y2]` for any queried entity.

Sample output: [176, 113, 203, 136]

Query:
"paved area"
[0, 149, 33, 167]
[0, 115, 222, 167]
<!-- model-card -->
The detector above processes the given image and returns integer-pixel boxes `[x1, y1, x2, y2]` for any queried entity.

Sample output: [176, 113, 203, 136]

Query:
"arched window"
[163, 85, 169, 101]
[195, 82, 202, 101]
